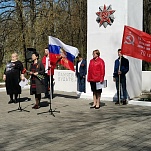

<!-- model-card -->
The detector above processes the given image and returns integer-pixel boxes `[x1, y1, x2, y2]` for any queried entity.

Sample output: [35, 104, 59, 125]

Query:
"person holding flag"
[113, 49, 129, 105]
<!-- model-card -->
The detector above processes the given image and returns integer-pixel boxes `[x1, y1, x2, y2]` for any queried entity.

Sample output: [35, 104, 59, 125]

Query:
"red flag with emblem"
[121, 25, 151, 62]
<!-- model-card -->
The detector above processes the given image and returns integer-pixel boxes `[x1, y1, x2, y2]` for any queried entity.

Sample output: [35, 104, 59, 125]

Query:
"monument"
[82, 0, 143, 100]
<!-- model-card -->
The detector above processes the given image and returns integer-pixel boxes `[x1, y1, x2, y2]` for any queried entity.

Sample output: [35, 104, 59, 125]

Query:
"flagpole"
[37, 47, 60, 116]
[118, 56, 121, 105]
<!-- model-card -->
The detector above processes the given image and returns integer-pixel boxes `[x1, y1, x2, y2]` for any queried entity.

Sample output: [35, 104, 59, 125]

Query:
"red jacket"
[42, 56, 55, 75]
[87, 57, 105, 82]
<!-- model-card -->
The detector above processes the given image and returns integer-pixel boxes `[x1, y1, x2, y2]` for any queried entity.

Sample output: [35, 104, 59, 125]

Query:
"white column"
[81, 0, 143, 100]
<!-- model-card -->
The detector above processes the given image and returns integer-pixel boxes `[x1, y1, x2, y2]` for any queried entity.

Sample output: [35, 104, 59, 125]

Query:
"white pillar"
[81, 0, 143, 100]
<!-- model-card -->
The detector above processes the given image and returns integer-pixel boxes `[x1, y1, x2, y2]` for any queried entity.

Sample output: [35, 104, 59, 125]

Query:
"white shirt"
[45, 57, 49, 73]
[78, 60, 82, 73]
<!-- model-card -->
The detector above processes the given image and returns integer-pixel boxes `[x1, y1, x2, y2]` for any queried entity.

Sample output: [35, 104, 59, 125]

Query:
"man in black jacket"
[76, 54, 87, 93]
[113, 49, 129, 105]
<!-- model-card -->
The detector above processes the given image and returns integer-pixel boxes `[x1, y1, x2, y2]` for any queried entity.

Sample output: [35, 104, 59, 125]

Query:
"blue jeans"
[115, 76, 127, 101]
[77, 74, 85, 93]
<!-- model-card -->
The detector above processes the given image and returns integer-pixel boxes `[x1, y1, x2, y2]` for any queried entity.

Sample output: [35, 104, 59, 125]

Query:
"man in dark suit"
[76, 54, 87, 93]
[113, 49, 129, 105]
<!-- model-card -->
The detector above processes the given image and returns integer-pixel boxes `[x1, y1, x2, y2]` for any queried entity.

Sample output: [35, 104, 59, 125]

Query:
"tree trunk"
[15, 0, 27, 68]
[30, 0, 36, 47]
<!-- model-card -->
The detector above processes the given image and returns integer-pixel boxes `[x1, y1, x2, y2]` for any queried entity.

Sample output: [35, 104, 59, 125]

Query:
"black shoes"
[8, 100, 14, 104]
[14, 99, 17, 103]
[122, 100, 127, 105]
[90, 105, 96, 109]
[95, 106, 100, 109]
[8, 99, 18, 104]
[115, 100, 127, 105]
[115, 101, 119, 105]
[90, 105, 100, 109]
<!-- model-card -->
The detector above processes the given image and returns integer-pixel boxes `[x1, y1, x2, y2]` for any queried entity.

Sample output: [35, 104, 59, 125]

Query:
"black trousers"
[10, 94, 18, 100]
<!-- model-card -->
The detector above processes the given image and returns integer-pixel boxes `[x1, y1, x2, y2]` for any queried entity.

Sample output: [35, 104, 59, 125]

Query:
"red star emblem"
[96, 4, 115, 28]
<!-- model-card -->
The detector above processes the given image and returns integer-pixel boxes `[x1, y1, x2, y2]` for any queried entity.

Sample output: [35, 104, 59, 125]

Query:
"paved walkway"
[0, 89, 151, 151]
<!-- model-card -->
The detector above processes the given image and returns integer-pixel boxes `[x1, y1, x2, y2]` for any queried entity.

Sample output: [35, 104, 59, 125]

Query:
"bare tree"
[0, 0, 87, 73]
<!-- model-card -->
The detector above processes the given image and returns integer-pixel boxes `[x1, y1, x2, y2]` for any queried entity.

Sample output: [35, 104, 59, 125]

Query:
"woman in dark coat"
[3, 52, 25, 104]
[29, 52, 46, 109]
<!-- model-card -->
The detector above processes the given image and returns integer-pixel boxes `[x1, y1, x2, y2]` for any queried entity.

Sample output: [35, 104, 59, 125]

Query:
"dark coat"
[4, 60, 24, 95]
[30, 61, 46, 95]
[113, 56, 129, 78]
[76, 59, 87, 78]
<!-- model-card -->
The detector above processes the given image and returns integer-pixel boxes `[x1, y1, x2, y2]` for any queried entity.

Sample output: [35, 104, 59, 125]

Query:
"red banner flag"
[121, 25, 151, 62]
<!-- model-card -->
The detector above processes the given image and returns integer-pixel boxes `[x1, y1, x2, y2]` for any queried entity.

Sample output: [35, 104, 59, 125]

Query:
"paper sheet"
[19, 78, 28, 88]
[96, 80, 107, 90]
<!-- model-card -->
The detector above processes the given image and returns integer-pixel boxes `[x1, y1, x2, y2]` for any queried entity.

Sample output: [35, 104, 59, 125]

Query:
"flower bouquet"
[22, 68, 45, 81]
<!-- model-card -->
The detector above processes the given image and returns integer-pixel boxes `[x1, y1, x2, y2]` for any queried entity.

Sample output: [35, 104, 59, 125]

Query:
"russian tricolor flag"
[48, 36, 79, 71]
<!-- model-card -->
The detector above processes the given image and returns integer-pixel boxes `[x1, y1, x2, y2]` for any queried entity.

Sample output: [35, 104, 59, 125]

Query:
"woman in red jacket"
[87, 49, 105, 109]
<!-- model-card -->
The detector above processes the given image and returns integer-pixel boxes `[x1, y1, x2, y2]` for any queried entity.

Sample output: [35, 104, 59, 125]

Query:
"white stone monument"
[82, 0, 143, 100]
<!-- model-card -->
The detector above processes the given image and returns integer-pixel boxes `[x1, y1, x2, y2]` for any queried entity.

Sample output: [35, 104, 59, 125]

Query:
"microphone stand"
[8, 66, 30, 113]
[8, 94, 30, 113]
[37, 57, 62, 116]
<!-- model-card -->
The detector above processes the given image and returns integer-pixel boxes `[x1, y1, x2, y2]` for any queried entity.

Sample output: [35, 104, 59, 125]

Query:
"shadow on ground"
[40, 101, 49, 107]
[53, 93, 78, 99]
[89, 102, 106, 107]
[18, 97, 31, 102]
